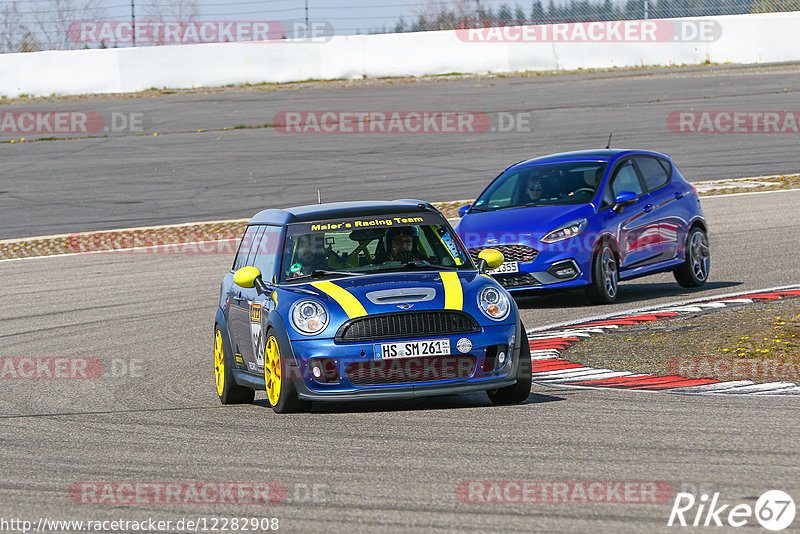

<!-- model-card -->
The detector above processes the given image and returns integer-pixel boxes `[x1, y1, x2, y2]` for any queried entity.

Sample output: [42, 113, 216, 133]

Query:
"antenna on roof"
[317, 190, 322, 204]
[605, 132, 613, 149]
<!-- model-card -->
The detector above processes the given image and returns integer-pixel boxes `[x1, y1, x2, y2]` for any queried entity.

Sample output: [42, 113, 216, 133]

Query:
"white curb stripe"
[530, 368, 621, 379]
[526, 284, 800, 334]
[538, 371, 636, 383]
[526, 285, 800, 397]
[669, 381, 756, 393]
[715, 382, 799, 394]
[750, 387, 800, 395]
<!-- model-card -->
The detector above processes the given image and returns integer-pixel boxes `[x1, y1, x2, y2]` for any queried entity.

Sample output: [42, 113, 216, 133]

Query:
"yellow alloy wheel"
[214, 329, 225, 397]
[265, 336, 282, 406]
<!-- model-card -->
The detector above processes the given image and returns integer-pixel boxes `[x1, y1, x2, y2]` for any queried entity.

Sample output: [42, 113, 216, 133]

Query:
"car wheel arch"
[214, 308, 235, 368]
[263, 311, 303, 380]
[591, 234, 620, 262]
[688, 219, 707, 234]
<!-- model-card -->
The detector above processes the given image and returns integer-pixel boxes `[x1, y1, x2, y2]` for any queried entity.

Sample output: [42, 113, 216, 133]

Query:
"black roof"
[248, 200, 438, 226]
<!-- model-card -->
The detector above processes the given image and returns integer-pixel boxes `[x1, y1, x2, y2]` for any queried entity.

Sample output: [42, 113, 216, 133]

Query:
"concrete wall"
[0, 12, 797, 98]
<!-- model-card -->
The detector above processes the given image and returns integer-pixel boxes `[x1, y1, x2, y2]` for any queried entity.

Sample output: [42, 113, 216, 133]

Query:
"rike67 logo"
[668, 490, 796, 531]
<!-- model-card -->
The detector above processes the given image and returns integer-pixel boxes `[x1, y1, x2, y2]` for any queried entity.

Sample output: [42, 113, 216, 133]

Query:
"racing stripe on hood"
[311, 281, 367, 318]
[440, 272, 463, 310]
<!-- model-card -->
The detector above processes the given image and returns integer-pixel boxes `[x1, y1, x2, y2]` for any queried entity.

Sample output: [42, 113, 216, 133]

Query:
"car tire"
[214, 325, 255, 405]
[487, 329, 532, 405]
[586, 242, 619, 304]
[674, 226, 710, 288]
[264, 330, 312, 414]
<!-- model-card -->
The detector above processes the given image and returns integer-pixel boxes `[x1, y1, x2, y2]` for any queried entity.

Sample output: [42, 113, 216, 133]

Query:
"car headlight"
[477, 285, 511, 321]
[541, 218, 587, 243]
[291, 299, 329, 335]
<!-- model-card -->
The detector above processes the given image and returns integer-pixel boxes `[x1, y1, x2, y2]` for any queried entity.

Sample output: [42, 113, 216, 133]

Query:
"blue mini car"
[214, 200, 531, 412]
[455, 150, 710, 304]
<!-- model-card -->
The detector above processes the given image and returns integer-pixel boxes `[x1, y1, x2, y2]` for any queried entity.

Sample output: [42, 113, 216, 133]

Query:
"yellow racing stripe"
[440, 271, 463, 310]
[311, 281, 367, 318]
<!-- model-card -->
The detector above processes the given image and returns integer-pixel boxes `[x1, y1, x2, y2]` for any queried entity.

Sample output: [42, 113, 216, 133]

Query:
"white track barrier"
[0, 11, 798, 98]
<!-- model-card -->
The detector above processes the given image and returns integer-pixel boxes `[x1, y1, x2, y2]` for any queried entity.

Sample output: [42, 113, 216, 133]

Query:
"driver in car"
[288, 234, 329, 277]
[375, 227, 429, 264]
[525, 176, 545, 203]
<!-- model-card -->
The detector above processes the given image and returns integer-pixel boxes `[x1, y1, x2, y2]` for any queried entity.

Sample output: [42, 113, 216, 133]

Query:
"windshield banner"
[287, 213, 443, 235]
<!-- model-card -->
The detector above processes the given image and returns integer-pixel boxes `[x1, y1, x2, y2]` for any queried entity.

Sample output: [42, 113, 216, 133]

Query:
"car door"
[242, 225, 281, 373]
[632, 155, 682, 263]
[600, 158, 661, 270]
[228, 225, 265, 374]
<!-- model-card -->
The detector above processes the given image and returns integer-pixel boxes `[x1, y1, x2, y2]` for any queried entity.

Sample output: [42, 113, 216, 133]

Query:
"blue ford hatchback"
[455, 150, 710, 304]
[214, 200, 531, 412]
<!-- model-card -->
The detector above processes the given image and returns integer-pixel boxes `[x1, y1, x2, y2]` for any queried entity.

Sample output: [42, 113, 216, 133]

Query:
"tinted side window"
[232, 226, 260, 271]
[252, 226, 282, 281]
[603, 160, 644, 208]
[658, 158, 672, 178]
[244, 226, 266, 267]
[636, 156, 670, 192]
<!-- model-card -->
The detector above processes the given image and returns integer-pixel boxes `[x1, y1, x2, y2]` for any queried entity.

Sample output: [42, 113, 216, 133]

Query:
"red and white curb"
[526, 286, 800, 396]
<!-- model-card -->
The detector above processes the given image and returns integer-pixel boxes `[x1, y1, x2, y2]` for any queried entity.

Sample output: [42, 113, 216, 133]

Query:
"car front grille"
[346, 355, 477, 386]
[337, 311, 480, 342]
[495, 272, 540, 288]
[468, 244, 538, 263]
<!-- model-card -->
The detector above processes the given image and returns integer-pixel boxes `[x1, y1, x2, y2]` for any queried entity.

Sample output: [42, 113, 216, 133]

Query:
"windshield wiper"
[289, 269, 360, 281]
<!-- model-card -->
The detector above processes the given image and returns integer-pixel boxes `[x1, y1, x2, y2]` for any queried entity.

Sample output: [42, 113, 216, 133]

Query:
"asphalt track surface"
[2, 62, 800, 239]
[2, 65, 800, 532]
[1, 189, 799, 532]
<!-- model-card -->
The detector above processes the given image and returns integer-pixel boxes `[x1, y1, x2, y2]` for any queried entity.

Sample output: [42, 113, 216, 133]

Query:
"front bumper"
[288, 322, 520, 401]
[492, 250, 592, 293]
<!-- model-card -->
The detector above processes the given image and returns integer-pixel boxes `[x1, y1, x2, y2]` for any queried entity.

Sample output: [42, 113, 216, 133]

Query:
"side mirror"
[233, 266, 267, 294]
[477, 248, 504, 273]
[612, 191, 638, 213]
[457, 204, 471, 218]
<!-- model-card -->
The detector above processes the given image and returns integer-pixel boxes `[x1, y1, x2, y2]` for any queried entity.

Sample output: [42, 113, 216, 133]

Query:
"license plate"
[374, 339, 451, 359]
[488, 261, 519, 274]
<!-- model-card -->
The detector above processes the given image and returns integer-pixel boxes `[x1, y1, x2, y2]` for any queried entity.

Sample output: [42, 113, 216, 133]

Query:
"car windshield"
[279, 212, 472, 282]
[472, 161, 609, 211]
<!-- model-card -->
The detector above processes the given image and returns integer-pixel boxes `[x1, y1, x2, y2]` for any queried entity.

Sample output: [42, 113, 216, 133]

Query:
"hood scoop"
[366, 287, 436, 305]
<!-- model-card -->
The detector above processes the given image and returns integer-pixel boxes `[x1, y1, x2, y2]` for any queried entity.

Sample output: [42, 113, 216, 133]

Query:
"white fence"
[0, 11, 797, 98]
